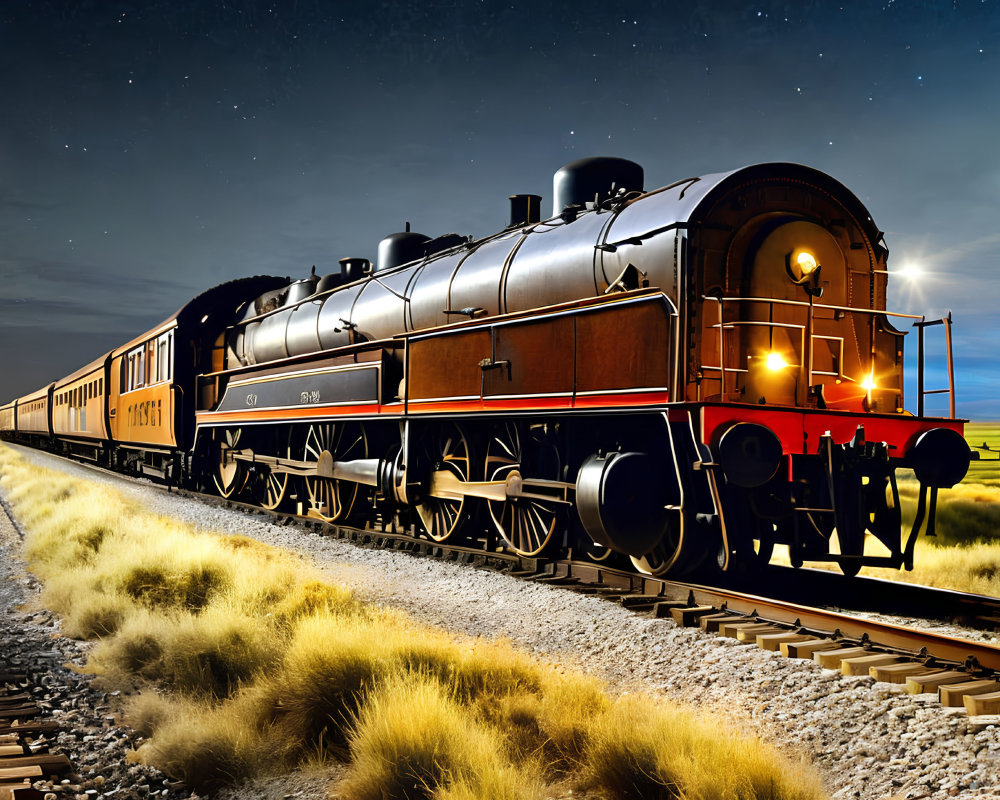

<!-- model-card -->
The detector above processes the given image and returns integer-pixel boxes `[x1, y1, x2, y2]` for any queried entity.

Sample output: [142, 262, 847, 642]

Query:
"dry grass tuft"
[131, 694, 272, 791]
[342, 672, 539, 800]
[59, 590, 132, 639]
[270, 579, 358, 624]
[584, 694, 824, 800]
[259, 614, 391, 753]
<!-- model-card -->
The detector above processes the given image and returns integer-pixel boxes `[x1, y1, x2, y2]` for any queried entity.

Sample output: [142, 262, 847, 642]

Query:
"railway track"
[0, 500, 77, 799]
[10, 444, 1000, 722]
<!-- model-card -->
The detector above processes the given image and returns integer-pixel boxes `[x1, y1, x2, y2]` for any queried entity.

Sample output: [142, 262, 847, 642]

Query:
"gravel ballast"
[2, 444, 1000, 800]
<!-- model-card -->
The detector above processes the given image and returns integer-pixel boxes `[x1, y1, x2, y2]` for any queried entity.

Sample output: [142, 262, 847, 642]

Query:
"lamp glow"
[796, 251, 819, 276]
[894, 263, 923, 280]
[861, 372, 876, 392]
[765, 352, 788, 371]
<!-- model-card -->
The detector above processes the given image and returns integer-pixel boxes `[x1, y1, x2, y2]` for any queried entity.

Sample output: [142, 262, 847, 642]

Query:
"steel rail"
[527, 559, 1000, 671]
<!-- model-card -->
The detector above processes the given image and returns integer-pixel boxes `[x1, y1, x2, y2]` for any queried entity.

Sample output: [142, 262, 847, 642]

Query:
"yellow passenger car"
[0, 401, 15, 436]
[14, 385, 52, 440]
[52, 355, 111, 459]
[110, 321, 179, 450]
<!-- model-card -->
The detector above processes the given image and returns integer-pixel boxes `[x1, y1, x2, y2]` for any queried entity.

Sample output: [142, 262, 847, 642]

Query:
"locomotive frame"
[1, 158, 972, 578]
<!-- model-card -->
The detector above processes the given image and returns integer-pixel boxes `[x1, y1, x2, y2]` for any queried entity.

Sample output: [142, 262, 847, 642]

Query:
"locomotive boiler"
[2, 157, 972, 578]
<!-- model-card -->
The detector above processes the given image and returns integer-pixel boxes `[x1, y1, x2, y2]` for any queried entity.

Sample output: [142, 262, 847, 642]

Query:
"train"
[0, 157, 973, 577]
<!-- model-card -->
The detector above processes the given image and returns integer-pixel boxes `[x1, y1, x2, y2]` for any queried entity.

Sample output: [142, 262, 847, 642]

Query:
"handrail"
[705, 294, 925, 321]
[914, 313, 957, 418]
[701, 294, 957, 418]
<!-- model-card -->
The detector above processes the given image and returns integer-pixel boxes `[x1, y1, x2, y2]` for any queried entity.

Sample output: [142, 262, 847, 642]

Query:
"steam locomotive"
[0, 157, 972, 577]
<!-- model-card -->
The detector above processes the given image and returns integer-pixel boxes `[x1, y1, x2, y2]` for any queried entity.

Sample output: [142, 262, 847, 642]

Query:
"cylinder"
[575, 451, 671, 556]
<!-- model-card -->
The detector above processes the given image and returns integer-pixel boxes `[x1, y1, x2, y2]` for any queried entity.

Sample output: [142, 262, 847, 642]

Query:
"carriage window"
[126, 346, 146, 392]
[147, 341, 156, 385]
[156, 330, 174, 383]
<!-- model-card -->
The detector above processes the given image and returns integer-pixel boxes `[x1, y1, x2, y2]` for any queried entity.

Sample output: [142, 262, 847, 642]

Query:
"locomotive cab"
[684, 168, 905, 414]
[660, 164, 970, 575]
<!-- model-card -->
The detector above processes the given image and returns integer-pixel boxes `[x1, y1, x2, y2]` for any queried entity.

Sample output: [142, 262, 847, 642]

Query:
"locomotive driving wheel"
[415, 422, 472, 543]
[484, 422, 563, 557]
[630, 507, 704, 577]
[300, 422, 367, 522]
[213, 428, 248, 498]
[258, 429, 293, 511]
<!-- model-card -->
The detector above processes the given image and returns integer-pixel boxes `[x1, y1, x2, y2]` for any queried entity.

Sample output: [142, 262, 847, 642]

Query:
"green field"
[965, 422, 1000, 487]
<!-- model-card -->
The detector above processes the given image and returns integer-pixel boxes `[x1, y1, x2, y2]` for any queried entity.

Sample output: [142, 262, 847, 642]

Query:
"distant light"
[766, 352, 788, 371]
[861, 372, 877, 392]
[893, 263, 923, 280]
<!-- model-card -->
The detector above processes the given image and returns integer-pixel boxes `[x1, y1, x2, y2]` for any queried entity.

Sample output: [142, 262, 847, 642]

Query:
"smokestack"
[508, 194, 542, 227]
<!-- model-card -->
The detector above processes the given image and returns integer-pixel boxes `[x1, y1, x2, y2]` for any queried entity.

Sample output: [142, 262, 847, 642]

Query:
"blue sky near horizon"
[1, 1, 998, 419]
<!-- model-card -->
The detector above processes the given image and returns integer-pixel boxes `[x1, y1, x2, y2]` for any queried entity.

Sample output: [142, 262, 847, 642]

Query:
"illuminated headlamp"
[765, 352, 788, 371]
[795, 251, 818, 276]
[786, 249, 822, 288]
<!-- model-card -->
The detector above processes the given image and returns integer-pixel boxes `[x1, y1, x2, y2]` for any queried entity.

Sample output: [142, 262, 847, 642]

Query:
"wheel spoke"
[302, 423, 366, 522]
[416, 423, 471, 542]
[485, 423, 561, 557]
[257, 429, 292, 510]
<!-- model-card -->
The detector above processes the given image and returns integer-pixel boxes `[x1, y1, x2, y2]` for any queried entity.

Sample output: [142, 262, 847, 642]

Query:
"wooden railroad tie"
[639, 585, 1000, 718]
[0, 672, 75, 798]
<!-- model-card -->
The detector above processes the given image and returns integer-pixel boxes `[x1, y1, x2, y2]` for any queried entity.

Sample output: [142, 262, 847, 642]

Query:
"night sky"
[1, 1, 998, 418]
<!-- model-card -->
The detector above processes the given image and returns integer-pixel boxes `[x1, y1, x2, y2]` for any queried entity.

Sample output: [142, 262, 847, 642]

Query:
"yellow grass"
[342, 673, 540, 800]
[0, 444, 827, 799]
[584, 694, 823, 800]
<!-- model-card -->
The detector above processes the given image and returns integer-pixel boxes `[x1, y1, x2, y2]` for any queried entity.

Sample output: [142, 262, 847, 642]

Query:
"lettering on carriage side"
[127, 399, 163, 428]
[300, 390, 321, 404]
[246, 394, 258, 407]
